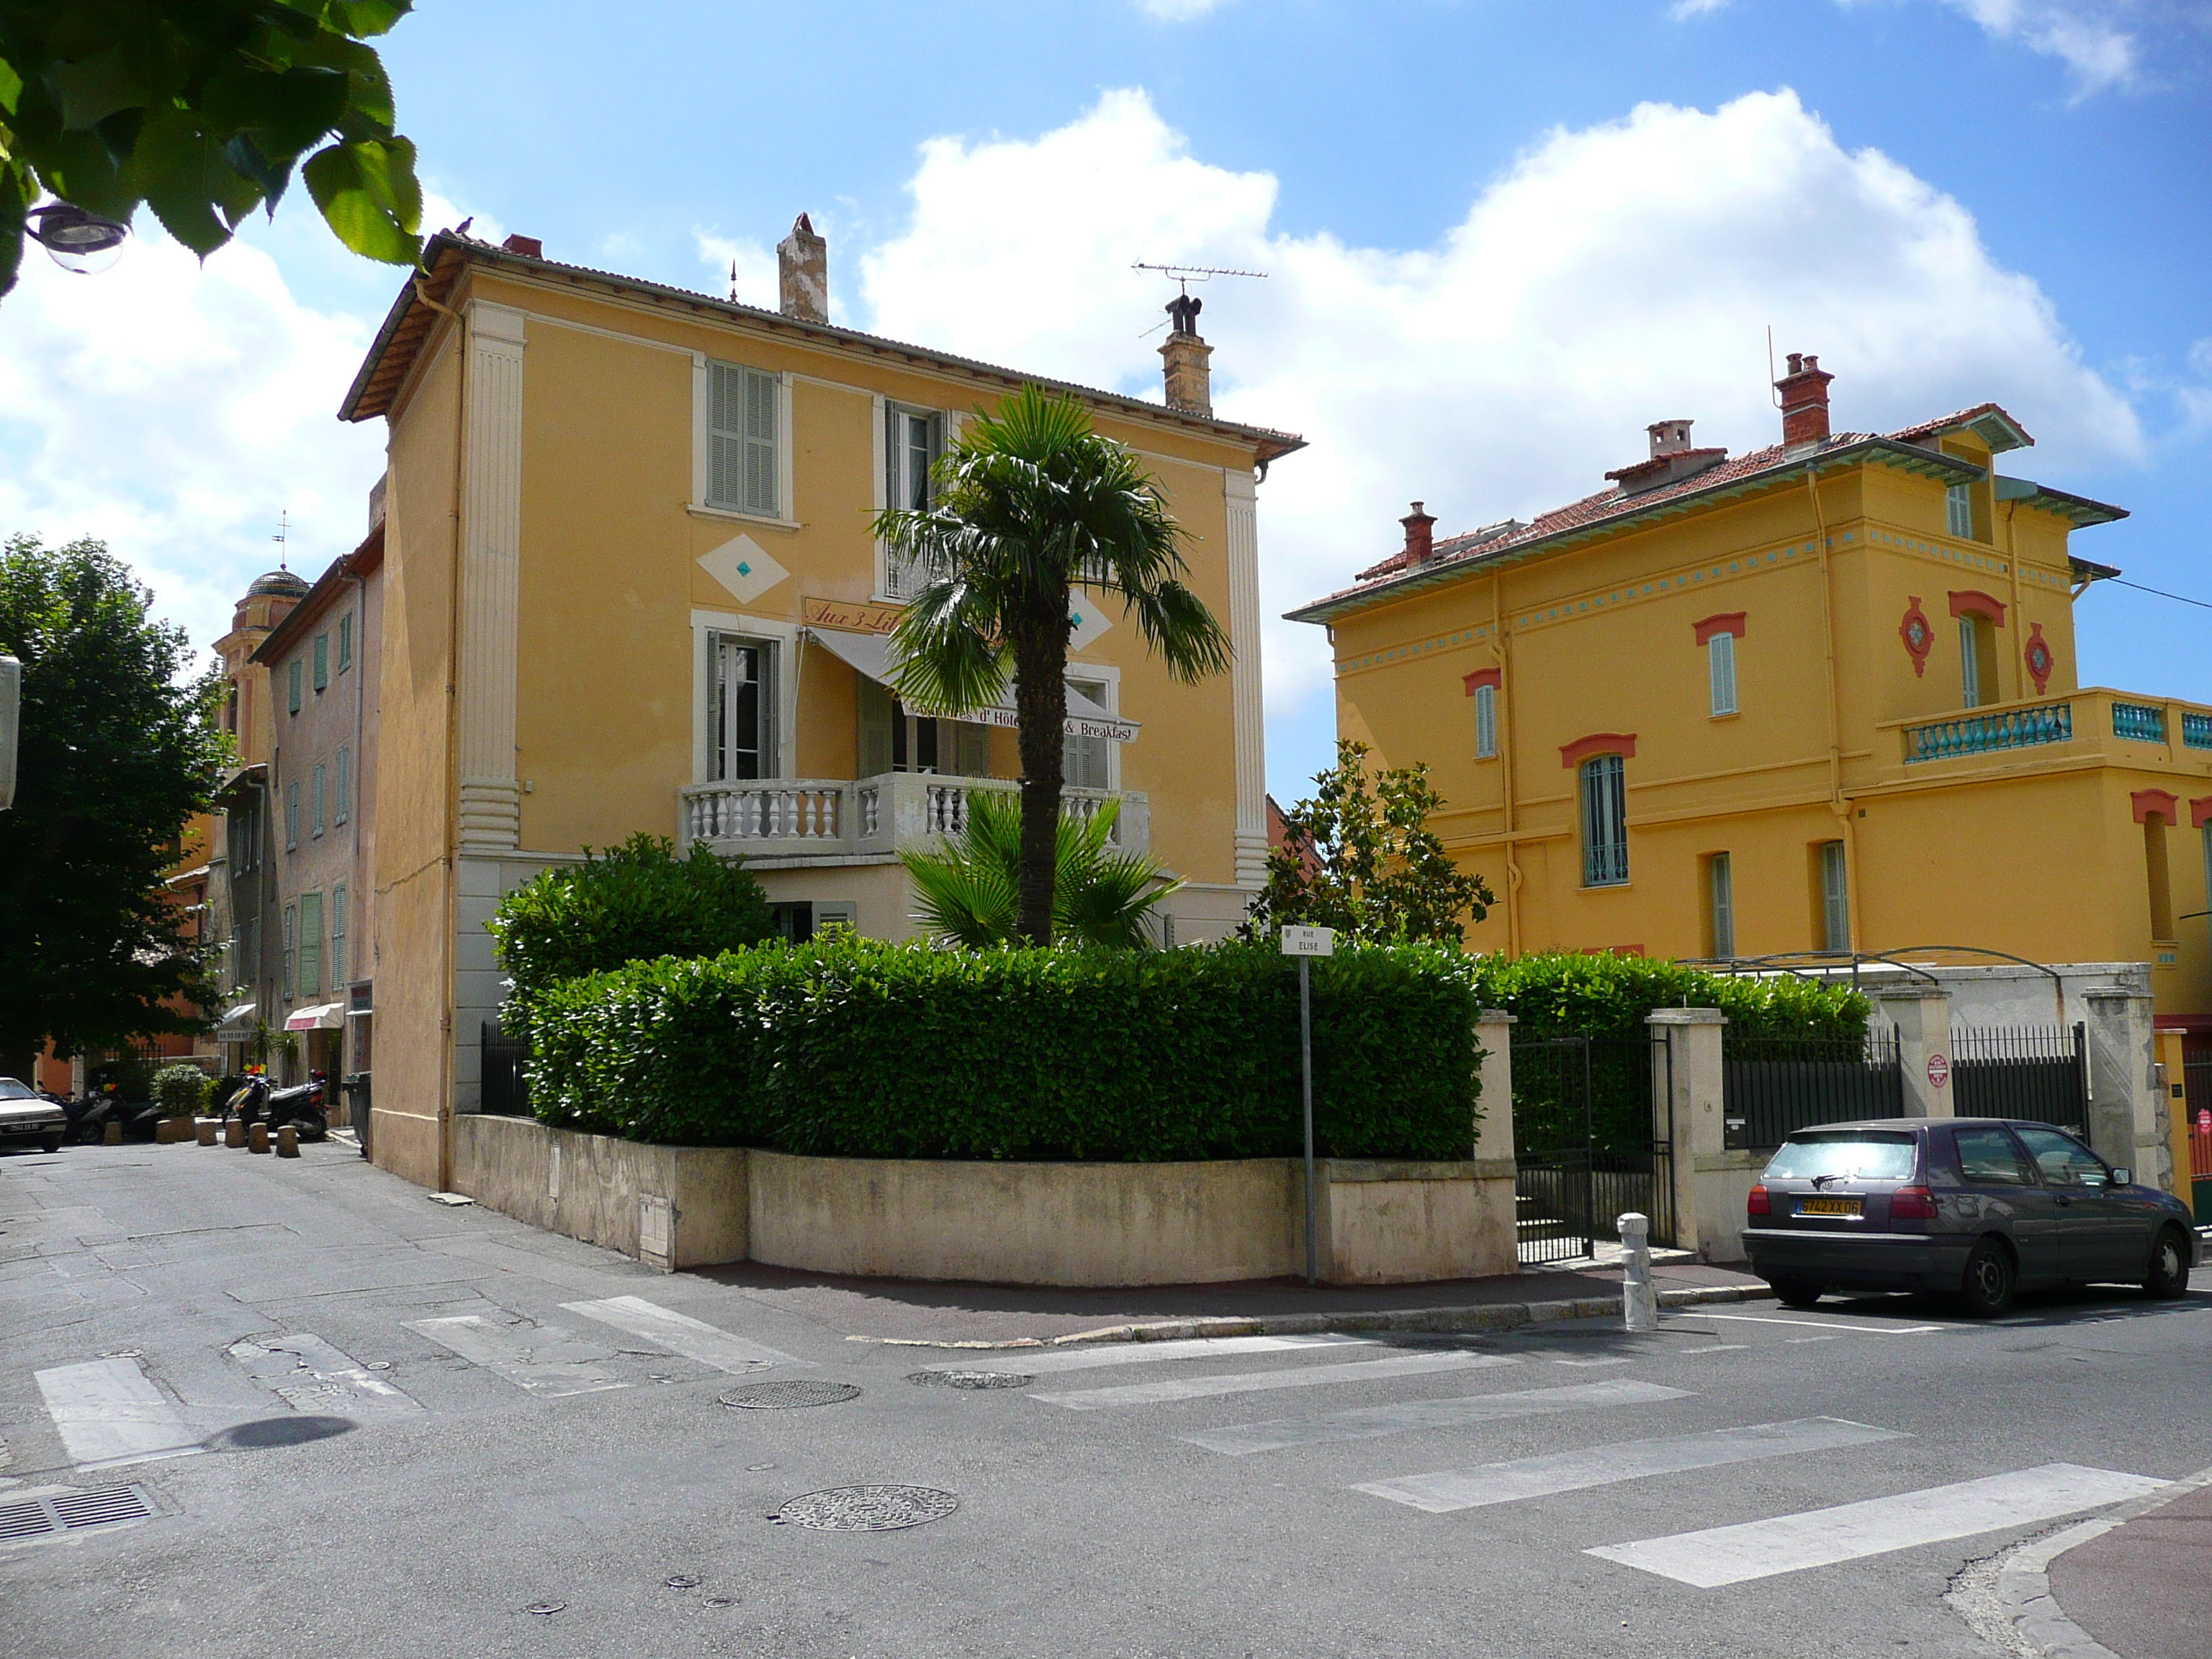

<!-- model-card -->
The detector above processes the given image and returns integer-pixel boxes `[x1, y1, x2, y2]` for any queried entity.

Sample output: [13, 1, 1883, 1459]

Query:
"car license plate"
[1798, 1196, 1863, 1218]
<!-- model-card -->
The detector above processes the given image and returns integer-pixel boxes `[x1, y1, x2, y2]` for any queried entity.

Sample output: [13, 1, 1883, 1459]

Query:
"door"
[1951, 1125, 2063, 1286]
[2013, 1125, 2150, 1282]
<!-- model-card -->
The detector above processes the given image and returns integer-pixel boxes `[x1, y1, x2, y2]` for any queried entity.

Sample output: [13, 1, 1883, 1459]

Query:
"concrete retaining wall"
[449, 1114, 1511, 1285]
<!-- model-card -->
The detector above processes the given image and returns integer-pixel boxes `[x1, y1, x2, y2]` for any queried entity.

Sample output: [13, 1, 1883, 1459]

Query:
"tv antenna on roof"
[1131, 262, 1266, 338]
[272, 509, 290, 570]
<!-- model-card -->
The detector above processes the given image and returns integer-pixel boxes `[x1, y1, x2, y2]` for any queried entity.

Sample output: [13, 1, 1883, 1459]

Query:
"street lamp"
[25, 203, 127, 275]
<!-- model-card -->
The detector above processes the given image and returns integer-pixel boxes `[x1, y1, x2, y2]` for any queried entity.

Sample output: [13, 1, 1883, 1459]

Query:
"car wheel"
[2144, 1226, 2190, 1299]
[1766, 1276, 1824, 1310]
[40, 1138, 60, 1154]
[1958, 1238, 2016, 1318]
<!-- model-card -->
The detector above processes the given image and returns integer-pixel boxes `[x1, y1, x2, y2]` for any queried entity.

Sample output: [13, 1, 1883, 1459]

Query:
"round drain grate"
[717, 1380, 861, 1410]
[773, 1484, 959, 1532]
[905, 1369, 1033, 1390]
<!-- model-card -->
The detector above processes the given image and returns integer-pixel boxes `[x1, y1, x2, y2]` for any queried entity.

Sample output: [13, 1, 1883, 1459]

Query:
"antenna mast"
[272, 509, 291, 570]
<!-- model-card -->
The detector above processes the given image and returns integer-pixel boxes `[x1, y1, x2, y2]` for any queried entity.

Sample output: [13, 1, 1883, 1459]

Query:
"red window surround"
[2133, 788, 2180, 826]
[1560, 733, 1637, 769]
[1691, 613, 1747, 646]
[2193, 797, 2212, 830]
[1462, 668, 1501, 696]
[1948, 590, 2008, 626]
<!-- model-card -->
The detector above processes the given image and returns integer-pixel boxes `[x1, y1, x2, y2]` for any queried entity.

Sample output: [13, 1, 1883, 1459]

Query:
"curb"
[1995, 1465, 2212, 1659]
[856, 1281, 1770, 1349]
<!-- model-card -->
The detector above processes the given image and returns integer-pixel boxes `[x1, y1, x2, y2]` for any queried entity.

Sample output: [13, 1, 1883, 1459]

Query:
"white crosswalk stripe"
[228, 1334, 424, 1417]
[404, 1314, 626, 1397]
[561, 1295, 807, 1373]
[945, 1334, 1374, 1377]
[1588, 1462, 2168, 1586]
[1183, 1378, 1691, 1456]
[1356, 1417, 1906, 1514]
[1033, 1349, 1517, 1411]
[35, 1357, 203, 1470]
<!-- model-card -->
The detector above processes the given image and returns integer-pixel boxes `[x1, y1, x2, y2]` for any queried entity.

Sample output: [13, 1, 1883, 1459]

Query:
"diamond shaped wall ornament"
[700, 534, 789, 606]
[1068, 595, 1114, 652]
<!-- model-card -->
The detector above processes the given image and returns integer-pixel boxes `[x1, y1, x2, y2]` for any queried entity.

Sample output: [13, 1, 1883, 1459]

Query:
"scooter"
[68, 1084, 163, 1143]
[226, 1074, 329, 1141]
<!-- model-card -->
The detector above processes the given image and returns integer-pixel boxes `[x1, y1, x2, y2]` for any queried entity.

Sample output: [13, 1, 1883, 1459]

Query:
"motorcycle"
[68, 1084, 163, 1143]
[226, 1074, 330, 1141]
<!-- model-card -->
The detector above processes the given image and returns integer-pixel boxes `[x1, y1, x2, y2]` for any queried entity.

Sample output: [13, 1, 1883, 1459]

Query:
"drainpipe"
[1493, 570, 1521, 958]
[2002, 498, 2025, 701]
[346, 559, 367, 1077]
[1803, 462, 1864, 952]
[413, 276, 468, 1195]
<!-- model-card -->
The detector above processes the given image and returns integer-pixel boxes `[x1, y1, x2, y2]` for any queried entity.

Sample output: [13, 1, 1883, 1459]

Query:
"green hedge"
[1468, 952, 1868, 1041]
[528, 938, 1483, 1161]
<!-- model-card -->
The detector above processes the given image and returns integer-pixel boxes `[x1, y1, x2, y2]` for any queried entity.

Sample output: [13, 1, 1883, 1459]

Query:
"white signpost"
[1280, 926, 1335, 1283]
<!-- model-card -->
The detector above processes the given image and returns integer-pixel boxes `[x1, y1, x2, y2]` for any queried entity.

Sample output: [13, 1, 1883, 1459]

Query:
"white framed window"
[1820, 839, 1851, 951]
[331, 884, 346, 988]
[1709, 852, 1735, 958]
[1064, 677, 1114, 791]
[334, 746, 351, 825]
[1579, 754, 1628, 887]
[709, 634, 778, 781]
[1959, 614, 1997, 708]
[1946, 482, 1974, 539]
[882, 403, 946, 600]
[1708, 630, 1738, 716]
[706, 360, 780, 518]
[1473, 683, 1498, 759]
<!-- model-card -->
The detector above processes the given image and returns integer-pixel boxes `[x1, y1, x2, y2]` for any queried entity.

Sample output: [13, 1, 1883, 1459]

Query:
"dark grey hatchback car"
[1742, 1118, 2200, 1316]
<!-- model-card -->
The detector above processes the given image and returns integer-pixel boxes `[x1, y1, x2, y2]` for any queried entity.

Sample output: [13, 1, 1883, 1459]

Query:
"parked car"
[0, 1076, 67, 1154]
[1743, 1117, 2200, 1317]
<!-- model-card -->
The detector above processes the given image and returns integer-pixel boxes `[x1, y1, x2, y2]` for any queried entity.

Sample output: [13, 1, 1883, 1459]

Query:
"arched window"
[1580, 754, 1628, 886]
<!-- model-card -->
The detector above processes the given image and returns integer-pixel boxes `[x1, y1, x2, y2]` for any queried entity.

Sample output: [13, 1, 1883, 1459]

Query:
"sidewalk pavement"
[692, 1257, 1770, 1346]
[2035, 1473, 2212, 1659]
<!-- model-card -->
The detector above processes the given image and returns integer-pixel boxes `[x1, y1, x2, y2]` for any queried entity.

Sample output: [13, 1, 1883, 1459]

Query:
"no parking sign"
[1927, 1053, 1951, 1089]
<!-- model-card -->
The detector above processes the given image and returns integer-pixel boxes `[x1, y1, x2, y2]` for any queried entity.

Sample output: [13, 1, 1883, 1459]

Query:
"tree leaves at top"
[0, 1, 424, 299]
[0, 534, 228, 1072]
[1246, 737, 1494, 946]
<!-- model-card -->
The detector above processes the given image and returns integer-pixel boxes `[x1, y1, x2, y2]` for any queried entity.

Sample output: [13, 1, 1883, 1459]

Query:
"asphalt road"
[2, 1141, 2207, 1659]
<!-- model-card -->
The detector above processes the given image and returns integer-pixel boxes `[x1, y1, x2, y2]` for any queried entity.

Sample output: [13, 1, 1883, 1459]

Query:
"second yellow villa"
[1287, 354, 2212, 1033]
[337, 217, 1302, 1190]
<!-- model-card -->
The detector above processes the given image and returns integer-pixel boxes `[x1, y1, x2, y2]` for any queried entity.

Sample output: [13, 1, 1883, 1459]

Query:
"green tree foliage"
[873, 385, 1230, 946]
[528, 936, 1482, 1160]
[1, 2, 425, 298]
[487, 832, 774, 1043]
[900, 791, 1179, 950]
[1248, 738, 1495, 945]
[0, 534, 225, 1075]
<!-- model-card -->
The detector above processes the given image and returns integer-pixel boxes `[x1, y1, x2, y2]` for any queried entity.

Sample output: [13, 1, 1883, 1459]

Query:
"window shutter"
[1821, 840, 1851, 950]
[1474, 684, 1497, 758]
[1709, 853, 1735, 958]
[338, 613, 354, 671]
[331, 884, 346, 987]
[1709, 631, 1737, 716]
[300, 892, 322, 998]
[283, 904, 296, 999]
[286, 783, 299, 850]
[884, 404, 902, 511]
[312, 765, 325, 837]
[335, 747, 350, 824]
[1959, 616, 1982, 707]
[857, 680, 894, 778]
[742, 367, 778, 516]
[709, 362, 743, 507]
[313, 634, 329, 691]
[288, 660, 302, 714]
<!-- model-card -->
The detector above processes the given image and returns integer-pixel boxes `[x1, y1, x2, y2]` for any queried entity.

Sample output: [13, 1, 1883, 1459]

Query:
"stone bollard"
[102, 1120, 122, 1146]
[225, 1117, 246, 1148]
[247, 1121, 270, 1154]
[1619, 1212, 1659, 1333]
[196, 1118, 218, 1146]
[276, 1125, 300, 1159]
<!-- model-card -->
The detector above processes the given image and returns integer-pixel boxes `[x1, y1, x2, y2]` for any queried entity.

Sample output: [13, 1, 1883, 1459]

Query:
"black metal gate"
[1952, 1023, 2089, 1133]
[1512, 1033, 1673, 1265]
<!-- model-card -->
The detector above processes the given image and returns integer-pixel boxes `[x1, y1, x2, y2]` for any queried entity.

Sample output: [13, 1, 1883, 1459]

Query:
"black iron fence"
[1723, 1030, 1903, 1150]
[479, 1021, 532, 1119]
[1951, 1023, 2088, 1133]
[1513, 1033, 1673, 1265]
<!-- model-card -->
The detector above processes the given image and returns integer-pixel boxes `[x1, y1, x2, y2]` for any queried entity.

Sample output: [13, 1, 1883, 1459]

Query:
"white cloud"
[693, 230, 788, 317]
[1854, 1, 2142, 92]
[0, 223, 390, 670]
[1670, 0, 1732, 19]
[1133, 0, 1233, 17]
[858, 88, 2142, 735]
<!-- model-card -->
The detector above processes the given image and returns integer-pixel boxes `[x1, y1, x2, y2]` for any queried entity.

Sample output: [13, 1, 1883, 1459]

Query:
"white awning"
[215, 1002, 257, 1034]
[806, 627, 1138, 742]
[284, 1002, 346, 1032]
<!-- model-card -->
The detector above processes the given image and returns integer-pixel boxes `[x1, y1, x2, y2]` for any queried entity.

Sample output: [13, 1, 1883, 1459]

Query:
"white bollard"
[1618, 1212, 1658, 1333]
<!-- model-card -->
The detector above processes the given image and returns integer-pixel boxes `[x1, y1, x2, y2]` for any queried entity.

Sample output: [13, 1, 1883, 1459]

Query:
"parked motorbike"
[67, 1085, 163, 1143]
[226, 1074, 329, 1141]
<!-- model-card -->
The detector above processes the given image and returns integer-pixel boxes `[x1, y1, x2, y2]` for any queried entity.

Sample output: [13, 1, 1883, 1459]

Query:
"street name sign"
[1280, 925, 1335, 958]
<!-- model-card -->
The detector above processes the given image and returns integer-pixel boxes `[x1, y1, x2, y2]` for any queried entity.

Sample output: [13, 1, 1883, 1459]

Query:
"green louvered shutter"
[742, 367, 778, 516]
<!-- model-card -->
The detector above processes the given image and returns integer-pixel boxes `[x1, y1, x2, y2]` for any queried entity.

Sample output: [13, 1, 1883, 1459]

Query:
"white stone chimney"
[778, 214, 827, 323]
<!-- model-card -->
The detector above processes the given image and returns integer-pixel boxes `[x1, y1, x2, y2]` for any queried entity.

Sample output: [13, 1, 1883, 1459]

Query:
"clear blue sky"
[4, 1, 2205, 804]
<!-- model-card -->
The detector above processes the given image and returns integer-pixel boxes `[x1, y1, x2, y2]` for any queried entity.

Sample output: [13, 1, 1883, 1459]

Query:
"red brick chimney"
[1400, 501, 1437, 565]
[501, 233, 542, 258]
[1775, 351, 1834, 446]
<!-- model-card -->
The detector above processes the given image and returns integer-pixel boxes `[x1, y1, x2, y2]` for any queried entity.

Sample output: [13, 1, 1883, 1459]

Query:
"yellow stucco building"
[338, 219, 1301, 1190]
[1290, 356, 2212, 1038]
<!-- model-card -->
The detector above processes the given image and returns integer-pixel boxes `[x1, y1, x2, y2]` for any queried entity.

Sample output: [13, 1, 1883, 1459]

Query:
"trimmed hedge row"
[527, 938, 1483, 1161]
[1469, 952, 1869, 1042]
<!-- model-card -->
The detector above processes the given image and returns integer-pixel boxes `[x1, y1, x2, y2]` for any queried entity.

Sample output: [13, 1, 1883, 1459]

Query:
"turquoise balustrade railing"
[1905, 701, 2072, 763]
[2183, 711, 2212, 750]
[2111, 701, 2167, 742]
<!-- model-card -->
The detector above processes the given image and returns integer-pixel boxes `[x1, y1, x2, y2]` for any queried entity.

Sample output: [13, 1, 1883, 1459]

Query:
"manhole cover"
[905, 1369, 1033, 1390]
[772, 1485, 959, 1532]
[718, 1380, 860, 1410]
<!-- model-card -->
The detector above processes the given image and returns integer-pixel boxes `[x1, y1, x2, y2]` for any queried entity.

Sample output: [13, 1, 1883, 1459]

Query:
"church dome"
[246, 568, 309, 599]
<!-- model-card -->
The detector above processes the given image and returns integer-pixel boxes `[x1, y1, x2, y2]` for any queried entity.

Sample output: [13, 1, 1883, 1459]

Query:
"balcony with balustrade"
[1875, 687, 2212, 778]
[676, 771, 1149, 867]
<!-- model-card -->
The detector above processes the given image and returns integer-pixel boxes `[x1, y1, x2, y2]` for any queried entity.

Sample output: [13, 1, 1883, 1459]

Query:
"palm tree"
[901, 791, 1182, 949]
[873, 385, 1231, 945]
